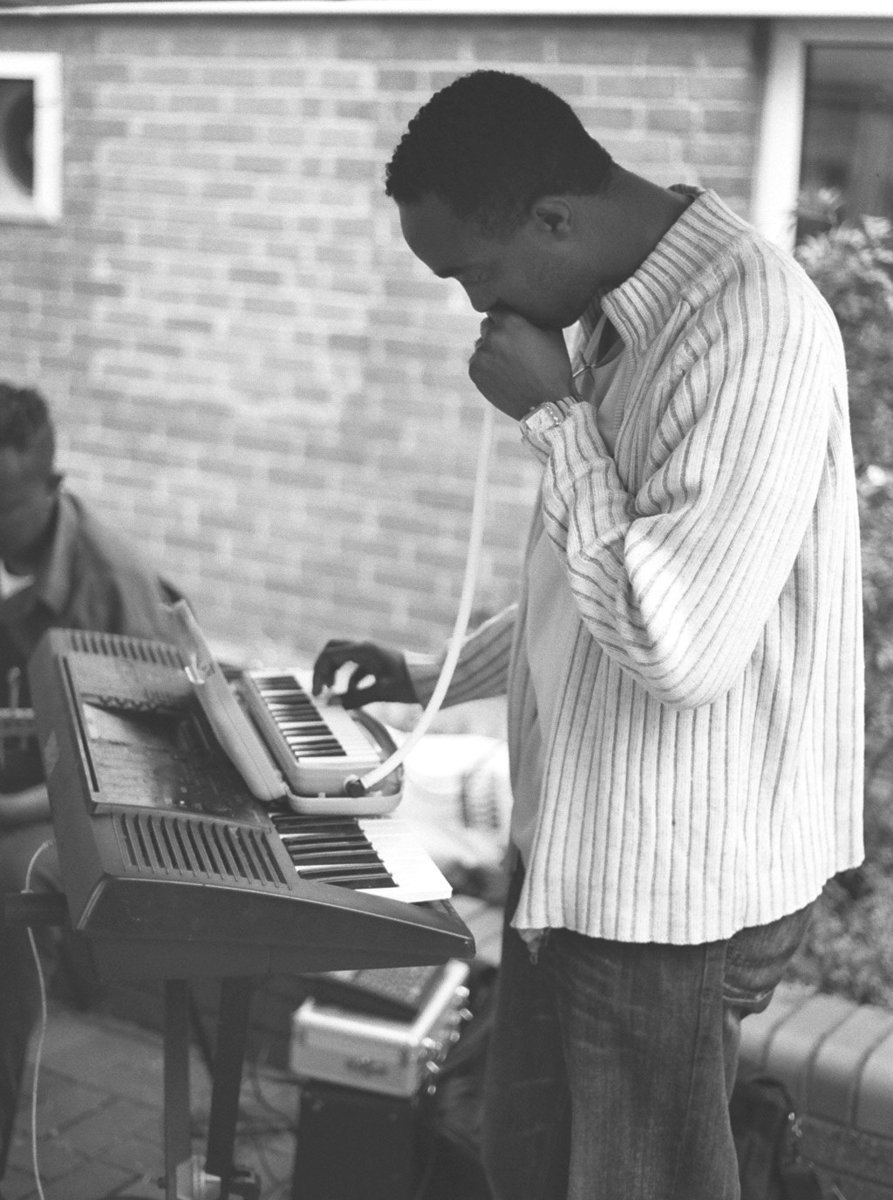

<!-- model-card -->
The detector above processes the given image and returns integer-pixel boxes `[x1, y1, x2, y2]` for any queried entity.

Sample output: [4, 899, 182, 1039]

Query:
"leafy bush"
[784, 202, 893, 1006]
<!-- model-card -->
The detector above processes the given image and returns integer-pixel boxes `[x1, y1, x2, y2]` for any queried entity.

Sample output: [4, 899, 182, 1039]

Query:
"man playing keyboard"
[313, 70, 864, 1200]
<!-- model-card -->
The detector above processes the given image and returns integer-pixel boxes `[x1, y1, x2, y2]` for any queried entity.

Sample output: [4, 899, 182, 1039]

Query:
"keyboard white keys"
[269, 810, 452, 904]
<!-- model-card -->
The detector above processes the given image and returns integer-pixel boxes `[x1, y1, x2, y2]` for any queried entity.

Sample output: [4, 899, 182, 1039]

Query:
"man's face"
[398, 193, 592, 331]
[0, 448, 58, 569]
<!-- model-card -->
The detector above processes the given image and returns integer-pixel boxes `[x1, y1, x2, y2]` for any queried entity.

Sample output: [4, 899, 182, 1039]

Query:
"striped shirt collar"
[577, 294, 603, 345]
[600, 187, 755, 349]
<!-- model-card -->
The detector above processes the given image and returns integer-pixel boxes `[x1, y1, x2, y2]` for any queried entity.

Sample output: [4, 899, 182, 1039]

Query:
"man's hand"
[468, 309, 575, 420]
[312, 639, 418, 709]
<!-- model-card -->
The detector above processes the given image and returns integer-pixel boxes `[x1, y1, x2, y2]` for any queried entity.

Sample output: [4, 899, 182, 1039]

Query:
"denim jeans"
[481, 860, 813, 1200]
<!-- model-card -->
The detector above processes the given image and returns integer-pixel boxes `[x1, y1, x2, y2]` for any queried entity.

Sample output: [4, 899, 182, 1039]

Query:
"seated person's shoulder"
[60, 493, 181, 641]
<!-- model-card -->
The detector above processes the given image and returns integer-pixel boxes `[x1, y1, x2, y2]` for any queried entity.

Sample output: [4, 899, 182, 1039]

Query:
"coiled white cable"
[346, 401, 495, 796]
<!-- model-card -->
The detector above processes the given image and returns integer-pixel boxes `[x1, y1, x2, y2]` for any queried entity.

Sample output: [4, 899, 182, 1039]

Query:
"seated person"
[0, 382, 185, 1182]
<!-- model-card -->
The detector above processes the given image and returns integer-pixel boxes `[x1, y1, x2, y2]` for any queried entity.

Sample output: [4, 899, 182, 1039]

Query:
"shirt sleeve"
[540, 267, 838, 709]
[408, 604, 517, 707]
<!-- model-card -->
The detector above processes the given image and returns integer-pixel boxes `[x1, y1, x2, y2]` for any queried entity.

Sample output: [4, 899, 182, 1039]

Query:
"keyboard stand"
[164, 976, 261, 1200]
[1, 891, 263, 1200]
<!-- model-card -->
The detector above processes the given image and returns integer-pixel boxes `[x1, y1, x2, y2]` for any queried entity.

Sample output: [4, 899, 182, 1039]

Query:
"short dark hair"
[0, 383, 56, 471]
[385, 70, 613, 234]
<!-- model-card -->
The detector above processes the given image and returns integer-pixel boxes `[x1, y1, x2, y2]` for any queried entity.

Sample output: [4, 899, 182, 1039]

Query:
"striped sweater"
[410, 188, 864, 944]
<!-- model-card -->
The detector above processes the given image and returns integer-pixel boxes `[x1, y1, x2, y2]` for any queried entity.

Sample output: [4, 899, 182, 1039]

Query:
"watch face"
[526, 404, 559, 435]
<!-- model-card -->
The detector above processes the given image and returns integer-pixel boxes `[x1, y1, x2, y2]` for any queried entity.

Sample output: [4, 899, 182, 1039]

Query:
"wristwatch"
[519, 398, 573, 453]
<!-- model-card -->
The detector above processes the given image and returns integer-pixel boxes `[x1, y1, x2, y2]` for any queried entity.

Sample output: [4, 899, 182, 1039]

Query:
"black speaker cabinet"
[291, 1080, 417, 1200]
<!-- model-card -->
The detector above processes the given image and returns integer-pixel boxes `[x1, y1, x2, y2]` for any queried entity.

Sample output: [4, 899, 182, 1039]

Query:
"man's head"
[0, 384, 62, 571]
[385, 70, 612, 234]
[385, 71, 614, 328]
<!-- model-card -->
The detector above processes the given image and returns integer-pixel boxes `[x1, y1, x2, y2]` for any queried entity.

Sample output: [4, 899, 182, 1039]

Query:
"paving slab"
[6, 1002, 298, 1200]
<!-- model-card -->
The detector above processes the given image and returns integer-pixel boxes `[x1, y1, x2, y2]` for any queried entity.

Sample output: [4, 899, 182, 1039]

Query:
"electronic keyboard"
[25, 627, 474, 981]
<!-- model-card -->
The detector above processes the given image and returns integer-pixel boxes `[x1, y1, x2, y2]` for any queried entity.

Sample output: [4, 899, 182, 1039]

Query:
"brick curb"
[740, 983, 893, 1199]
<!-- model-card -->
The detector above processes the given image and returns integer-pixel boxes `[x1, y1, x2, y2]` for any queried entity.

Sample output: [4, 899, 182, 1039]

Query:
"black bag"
[730, 1074, 829, 1200]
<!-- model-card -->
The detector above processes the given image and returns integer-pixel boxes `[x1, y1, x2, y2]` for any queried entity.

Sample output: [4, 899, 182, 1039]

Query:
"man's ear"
[532, 198, 573, 238]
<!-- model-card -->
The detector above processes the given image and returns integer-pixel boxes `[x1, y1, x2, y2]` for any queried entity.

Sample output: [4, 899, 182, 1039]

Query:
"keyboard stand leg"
[162, 976, 260, 1200]
[205, 976, 257, 1200]
[163, 979, 193, 1200]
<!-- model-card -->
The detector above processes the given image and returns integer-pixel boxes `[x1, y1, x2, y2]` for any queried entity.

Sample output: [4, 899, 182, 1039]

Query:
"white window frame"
[0, 52, 62, 224]
[752, 19, 893, 250]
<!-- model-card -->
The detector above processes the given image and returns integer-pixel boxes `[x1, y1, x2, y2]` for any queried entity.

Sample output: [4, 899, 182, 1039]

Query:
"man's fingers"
[312, 639, 361, 694]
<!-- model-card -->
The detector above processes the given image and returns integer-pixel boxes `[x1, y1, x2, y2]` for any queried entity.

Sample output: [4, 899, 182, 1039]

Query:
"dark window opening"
[0, 79, 34, 196]
[797, 43, 893, 240]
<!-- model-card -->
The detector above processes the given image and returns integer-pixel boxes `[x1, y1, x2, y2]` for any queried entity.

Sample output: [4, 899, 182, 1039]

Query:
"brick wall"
[0, 14, 764, 664]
